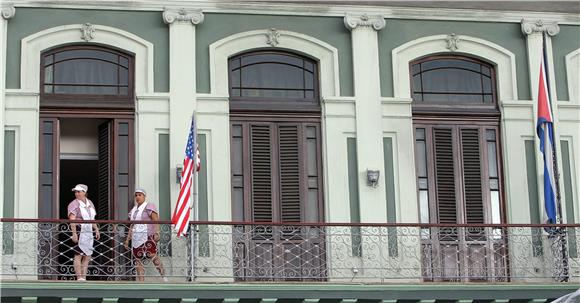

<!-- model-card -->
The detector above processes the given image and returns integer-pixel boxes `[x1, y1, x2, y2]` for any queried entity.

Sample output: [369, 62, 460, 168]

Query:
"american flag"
[536, 42, 557, 224]
[172, 118, 197, 236]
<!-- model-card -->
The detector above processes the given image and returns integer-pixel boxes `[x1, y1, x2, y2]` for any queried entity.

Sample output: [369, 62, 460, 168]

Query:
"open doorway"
[57, 118, 106, 280]
[58, 118, 105, 219]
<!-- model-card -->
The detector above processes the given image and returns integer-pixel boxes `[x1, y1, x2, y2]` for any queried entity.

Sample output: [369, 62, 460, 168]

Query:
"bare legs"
[134, 254, 166, 282]
[73, 254, 91, 280]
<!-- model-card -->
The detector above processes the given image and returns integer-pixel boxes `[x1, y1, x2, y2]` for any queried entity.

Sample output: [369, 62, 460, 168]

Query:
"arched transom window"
[41, 45, 134, 107]
[228, 51, 319, 112]
[411, 55, 496, 111]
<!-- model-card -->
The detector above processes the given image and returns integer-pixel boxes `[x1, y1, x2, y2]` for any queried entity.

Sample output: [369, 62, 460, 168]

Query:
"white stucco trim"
[392, 34, 518, 102]
[209, 29, 340, 97]
[11, 1, 580, 25]
[565, 48, 580, 103]
[21, 24, 154, 94]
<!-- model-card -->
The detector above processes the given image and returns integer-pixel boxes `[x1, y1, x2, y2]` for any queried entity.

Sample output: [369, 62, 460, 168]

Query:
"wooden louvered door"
[415, 121, 505, 282]
[38, 118, 60, 279]
[92, 121, 112, 279]
[231, 119, 325, 281]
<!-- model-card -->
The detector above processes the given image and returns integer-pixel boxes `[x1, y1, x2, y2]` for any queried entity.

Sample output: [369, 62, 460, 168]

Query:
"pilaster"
[344, 13, 387, 223]
[0, 4, 16, 216]
[521, 19, 564, 222]
[164, 8, 204, 215]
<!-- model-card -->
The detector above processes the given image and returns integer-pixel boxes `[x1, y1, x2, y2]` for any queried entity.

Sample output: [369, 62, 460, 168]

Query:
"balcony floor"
[1, 281, 579, 302]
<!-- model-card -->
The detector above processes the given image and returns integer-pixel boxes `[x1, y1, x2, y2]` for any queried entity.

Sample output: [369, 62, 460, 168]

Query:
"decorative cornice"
[445, 33, 460, 51]
[1, 4, 15, 20]
[80, 23, 95, 42]
[521, 19, 560, 36]
[163, 8, 204, 25]
[344, 13, 386, 31]
[266, 28, 280, 47]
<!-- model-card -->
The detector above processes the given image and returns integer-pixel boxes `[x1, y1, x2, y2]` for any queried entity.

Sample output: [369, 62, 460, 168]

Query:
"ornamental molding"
[266, 28, 280, 47]
[521, 19, 560, 36]
[1, 4, 15, 20]
[80, 23, 95, 42]
[163, 8, 204, 25]
[445, 33, 460, 51]
[344, 13, 386, 31]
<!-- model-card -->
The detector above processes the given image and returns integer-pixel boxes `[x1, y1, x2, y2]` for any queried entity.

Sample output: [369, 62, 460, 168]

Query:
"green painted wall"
[552, 25, 580, 101]
[158, 134, 170, 221]
[561, 140, 577, 258]
[196, 13, 353, 96]
[158, 133, 171, 257]
[378, 19, 530, 100]
[5, 8, 169, 92]
[3, 130, 15, 219]
[347, 138, 361, 257]
[3, 130, 16, 254]
[198, 134, 210, 257]
[383, 137, 398, 257]
[525, 140, 543, 257]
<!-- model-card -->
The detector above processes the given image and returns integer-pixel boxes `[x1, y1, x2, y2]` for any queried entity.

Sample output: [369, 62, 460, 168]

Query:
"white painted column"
[163, 9, 204, 212]
[0, 5, 15, 215]
[344, 14, 387, 223]
[521, 19, 563, 222]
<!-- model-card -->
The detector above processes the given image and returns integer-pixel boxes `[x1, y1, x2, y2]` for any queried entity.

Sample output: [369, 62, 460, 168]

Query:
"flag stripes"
[172, 118, 197, 237]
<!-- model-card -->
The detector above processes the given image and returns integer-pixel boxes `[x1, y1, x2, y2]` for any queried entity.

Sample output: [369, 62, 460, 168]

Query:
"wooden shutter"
[97, 122, 111, 220]
[460, 128, 485, 224]
[433, 128, 457, 224]
[112, 119, 134, 219]
[250, 124, 273, 222]
[38, 118, 59, 279]
[278, 124, 301, 222]
[39, 118, 59, 219]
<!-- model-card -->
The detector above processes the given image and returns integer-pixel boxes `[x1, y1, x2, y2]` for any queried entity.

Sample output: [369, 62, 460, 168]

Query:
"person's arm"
[90, 203, 100, 240]
[151, 211, 160, 242]
[69, 213, 78, 243]
[92, 223, 100, 240]
[124, 225, 133, 248]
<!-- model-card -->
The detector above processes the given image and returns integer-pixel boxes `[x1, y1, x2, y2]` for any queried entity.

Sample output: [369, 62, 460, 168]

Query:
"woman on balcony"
[68, 184, 100, 281]
[124, 188, 167, 282]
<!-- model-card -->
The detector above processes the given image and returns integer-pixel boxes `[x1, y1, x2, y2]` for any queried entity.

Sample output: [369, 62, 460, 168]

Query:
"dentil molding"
[163, 8, 204, 25]
[344, 13, 386, 31]
[521, 19, 560, 36]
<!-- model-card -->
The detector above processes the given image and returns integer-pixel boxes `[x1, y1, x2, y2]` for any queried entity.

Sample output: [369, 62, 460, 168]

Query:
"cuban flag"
[536, 49, 558, 224]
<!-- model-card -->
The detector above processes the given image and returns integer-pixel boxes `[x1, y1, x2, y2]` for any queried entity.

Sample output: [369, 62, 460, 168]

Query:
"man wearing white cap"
[124, 188, 167, 282]
[67, 184, 100, 281]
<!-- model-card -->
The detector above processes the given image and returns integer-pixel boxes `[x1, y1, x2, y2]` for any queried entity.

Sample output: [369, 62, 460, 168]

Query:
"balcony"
[1, 219, 578, 284]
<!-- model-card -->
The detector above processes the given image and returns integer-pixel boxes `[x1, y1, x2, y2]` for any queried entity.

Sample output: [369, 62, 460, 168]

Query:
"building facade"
[1, 0, 580, 301]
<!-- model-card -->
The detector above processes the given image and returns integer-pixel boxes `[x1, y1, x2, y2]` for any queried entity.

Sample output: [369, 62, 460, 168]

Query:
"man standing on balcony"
[124, 188, 167, 282]
[68, 184, 100, 281]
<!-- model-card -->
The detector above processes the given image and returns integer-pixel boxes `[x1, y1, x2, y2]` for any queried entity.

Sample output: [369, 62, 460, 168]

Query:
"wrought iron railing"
[1, 219, 578, 283]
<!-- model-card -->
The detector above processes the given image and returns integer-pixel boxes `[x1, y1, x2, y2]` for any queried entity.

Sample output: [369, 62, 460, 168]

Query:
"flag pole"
[542, 32, 569, 281]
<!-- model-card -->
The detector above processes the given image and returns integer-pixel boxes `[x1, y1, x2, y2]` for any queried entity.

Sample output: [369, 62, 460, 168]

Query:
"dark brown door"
[38, 117, 135, 280]
[415, 122, 506, 281]
[231, 119, 325, 281]
[38, 118, 60, 279]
